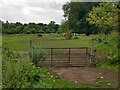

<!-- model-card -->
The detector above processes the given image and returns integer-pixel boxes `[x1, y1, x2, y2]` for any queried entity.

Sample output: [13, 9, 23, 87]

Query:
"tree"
[48, 21, 59, 33]
[15, 22, 23, 34]
[62, 2, 99, 36]
[87, 2, 119, 34]
[48, 21, 56, 33]
[62, 2, 70, 20]
[69, 2, 99, 34]
[62, 2, 73, 39]
[58, 20, 69, 33]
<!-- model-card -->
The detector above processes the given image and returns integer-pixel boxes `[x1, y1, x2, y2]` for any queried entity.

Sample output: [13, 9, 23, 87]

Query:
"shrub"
[32, 48, 46, 66]
[94, 77, 110, 87]
[2, 48, 43, 88]
[74, 37, 79, 39]
[106, 51, 119, 65]
[90, 59, 97, 67]
[2, 48, 21, 61]
[91, 38, 103, 43]
[91, 36, 107, 44]
[104, 41, 108, 44]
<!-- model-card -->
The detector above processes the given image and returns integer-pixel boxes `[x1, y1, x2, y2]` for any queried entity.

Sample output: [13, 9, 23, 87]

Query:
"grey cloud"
[1, 0, 68, 24]
[25, 2, 63, 11]
[49, 2, 63, 10]
[26, 5, 63, 24]
[2, 2, 28, 23]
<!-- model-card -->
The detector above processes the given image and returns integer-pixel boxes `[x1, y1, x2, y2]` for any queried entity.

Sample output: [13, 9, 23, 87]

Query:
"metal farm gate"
[32, 46, 95, 67]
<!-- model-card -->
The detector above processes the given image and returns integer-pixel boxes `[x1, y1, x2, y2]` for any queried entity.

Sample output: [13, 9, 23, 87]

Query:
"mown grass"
[2, 34, 92, 52]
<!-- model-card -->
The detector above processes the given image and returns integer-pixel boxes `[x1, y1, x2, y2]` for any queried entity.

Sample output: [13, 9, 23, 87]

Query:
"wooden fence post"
[32, 46, 35, 59]
[86, 47, 89, 67]
[69, 48, 70, 66]
[51, 48, 53, 67]
[30, 40, 32, 58]
[86, 47, 88, 54]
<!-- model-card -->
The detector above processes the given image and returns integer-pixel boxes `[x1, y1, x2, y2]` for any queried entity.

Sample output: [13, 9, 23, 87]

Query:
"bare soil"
[50, 67, 118, 87]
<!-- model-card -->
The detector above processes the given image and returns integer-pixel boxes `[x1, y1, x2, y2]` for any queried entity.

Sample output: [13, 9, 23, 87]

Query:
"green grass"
[2, 34, 92, 52]
[97, 62, 119, 72]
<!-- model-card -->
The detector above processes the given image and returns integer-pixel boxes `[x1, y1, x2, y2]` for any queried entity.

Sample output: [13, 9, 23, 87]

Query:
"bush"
[106, 51, 119, 65]
[32, 48, 46, 66]
[91, 36, 108, 44]
[94, 77, 110, 87]
[104, 41, 108, 44]
[74, 37, 79, 39]
[2, 48, 44, 88]
[90, 59, 98, 67]
[91, 38, 102, 43]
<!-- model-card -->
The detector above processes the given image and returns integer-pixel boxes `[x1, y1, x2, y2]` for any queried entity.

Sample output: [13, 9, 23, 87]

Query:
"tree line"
[1, 20, 59, 34]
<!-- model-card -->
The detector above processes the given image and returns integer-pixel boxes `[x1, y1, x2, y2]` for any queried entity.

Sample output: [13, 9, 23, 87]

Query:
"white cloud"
[1, 0, 69, 24]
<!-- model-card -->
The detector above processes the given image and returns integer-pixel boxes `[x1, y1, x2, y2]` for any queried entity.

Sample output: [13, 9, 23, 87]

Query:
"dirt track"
[50, 67, 118, 87]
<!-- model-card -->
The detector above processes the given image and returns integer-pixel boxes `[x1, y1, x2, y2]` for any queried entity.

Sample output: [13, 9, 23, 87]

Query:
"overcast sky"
[0, 0, 69, 24]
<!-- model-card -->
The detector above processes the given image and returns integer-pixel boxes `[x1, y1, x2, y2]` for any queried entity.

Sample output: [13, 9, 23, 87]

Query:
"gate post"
[86, 47, 89, 67]
[86, 47, 88, 54]
[69, 48, 70, 66]
[32, 46, 35, 59]
[51, 48, 53, 67]
[29, 40, 32, 58]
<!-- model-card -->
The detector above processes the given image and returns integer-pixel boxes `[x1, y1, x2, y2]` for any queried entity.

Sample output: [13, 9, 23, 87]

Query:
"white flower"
[75, 81, 78, 83]
[51, 75, 53, 78]
[108, 83, 111, 86]
[101, 77, 104, 79]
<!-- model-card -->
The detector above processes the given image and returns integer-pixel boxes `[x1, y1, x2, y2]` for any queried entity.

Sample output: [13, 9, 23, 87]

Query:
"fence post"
[86, 47, 89, 67]
[69, 48, 70, 66]
[31, 46, 35, 60]
[51, 48, 53, 67]
[86, 47, 88, 54]
[30, 40, 32, 58]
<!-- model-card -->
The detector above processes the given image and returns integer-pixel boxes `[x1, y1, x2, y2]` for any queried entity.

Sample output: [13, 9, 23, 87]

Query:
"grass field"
[2, 32, 118, 57]
[2, 34, 92, 52]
